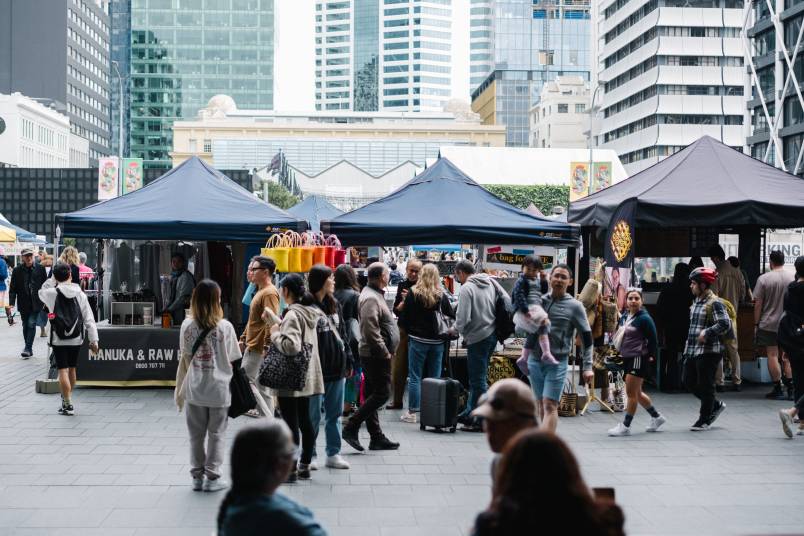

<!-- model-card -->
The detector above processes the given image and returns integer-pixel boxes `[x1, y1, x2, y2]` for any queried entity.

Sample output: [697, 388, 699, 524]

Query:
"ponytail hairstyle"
[279, 273, 315, 306]
[308, 264, 337, 315]
[216, 421, 297, 533]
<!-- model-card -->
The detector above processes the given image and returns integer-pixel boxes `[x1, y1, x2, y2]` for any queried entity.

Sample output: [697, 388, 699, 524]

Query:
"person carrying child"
[513, 256, 558, 371]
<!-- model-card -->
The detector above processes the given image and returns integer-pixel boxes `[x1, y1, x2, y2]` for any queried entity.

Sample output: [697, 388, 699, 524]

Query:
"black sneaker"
[285, 470, 298, 484]
[787, 386, 795, 401]
[765, 384, 785, 400]
[58, 403, 74, 416]
[708, 401, 725, 426]
[342, 426, 364, 452]
[20, 350, 32, 359]
[297, 464, 312, 480]
[690, 418, 710, 431]
[368, 435, 400, 450]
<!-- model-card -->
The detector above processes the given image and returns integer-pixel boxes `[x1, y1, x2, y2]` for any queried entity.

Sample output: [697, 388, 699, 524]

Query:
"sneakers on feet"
[192, 477, 204, 491]
[765, 385, 785, 400]
[203, 478, 229, 492]
[308, 458, 318, 471]
[708, 401, 726, 426]
[368, 435, 400, 450]
[779, 410, 795, 438]
[285, 470, 298, 483]
[325, 454, 350, 469]
[297, 464, 312, 480]
[244, 409, 260, 418]
[690, 418, 710, 431]
[608, 422, 631, 437]
[400, 411, 418, 424]
[20, 350, 31, 359]
[58, 403, 74, 416]
[342, 426, 364, 452]
[646, 415, 667, 432]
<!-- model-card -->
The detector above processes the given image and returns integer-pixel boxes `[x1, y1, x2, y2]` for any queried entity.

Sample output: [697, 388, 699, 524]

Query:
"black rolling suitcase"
[420, 377, 465, 433]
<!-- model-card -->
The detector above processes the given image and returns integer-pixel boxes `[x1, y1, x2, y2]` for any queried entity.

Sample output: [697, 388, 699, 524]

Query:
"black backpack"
[51, 288, 83, 339]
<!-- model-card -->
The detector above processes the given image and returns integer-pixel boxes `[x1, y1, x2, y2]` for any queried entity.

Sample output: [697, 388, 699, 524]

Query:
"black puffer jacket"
[779, 281, 804, 357]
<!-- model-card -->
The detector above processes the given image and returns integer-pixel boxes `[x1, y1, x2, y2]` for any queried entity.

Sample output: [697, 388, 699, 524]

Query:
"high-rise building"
[116, 0, 275, 168]
[0, 0, 110, 164]
[110, 0, 131, 159]
[469, 0, 494, 90]
[595, 0, 744, 175]
[530, 76, 589, 148]
[470, 0, 592, 147]
[745, 0, 804, 176]
[315, 0, 463, 112]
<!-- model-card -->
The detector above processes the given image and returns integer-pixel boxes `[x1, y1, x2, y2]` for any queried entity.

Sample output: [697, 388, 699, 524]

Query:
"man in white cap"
[471, 378, 538, 480]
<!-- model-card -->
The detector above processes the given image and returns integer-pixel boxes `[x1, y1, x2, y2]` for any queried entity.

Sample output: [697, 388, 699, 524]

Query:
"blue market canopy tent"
[0, 212, 39, 243]
[287, 195, 343, 232]
[321, 158, 579, 246]
[568, 136, 804, 228]
[58, 157, 307, 240]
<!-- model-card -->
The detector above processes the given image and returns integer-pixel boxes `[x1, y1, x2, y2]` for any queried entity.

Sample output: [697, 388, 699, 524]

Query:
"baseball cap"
[471, 378, 537, 421]
[20, 248, 34, 256]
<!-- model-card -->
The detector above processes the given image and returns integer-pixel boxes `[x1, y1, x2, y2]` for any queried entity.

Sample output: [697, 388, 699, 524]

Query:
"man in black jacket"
[8, 249, 48, 358]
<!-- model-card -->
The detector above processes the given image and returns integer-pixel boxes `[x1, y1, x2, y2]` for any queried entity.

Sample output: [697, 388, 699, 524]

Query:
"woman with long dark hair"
[175, 279, 241, 492]
[308, 264, 351, 470]
[217, 421, 327, 536]
[473, 429, 623, 536]
[268, 274, 325, 482]
[608, 289, 665, 436]
[334, 264, 361, 415]
[778, 256, 804, 438]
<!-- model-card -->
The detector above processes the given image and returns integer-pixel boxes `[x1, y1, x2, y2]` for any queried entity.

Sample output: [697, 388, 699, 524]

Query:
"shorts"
[53, 345, 80, 369]
[622, 355, 649, 379]
[528, 354, 568, 402]
[755, 328, 778, 347]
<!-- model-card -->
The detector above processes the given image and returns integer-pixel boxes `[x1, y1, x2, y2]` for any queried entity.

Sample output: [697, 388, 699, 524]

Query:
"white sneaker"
[325, 454, 351, 469]
[203, 478, 229, 492]
[192, 477, 203, 491]
[779, 410, 794, 439]
[309, 458, 318, 470]
[400, 411, 418, 424]
[646, 415, 667, 433]
[608, 422, 631, 437]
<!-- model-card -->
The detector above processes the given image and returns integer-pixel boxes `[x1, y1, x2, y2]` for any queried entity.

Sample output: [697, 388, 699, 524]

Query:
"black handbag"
[228, 358, 257, 418]
[258, 342, 313, 391]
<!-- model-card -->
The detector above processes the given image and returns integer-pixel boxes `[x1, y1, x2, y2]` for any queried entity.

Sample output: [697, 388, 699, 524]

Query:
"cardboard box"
[741, 358, 772, 384]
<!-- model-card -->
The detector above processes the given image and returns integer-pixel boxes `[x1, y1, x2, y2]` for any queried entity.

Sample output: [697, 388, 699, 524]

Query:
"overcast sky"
[274, 0, 471, 112]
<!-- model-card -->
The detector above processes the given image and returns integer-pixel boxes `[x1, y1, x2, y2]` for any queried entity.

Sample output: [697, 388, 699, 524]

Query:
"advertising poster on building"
[122, 158, 144, 194]
[483, 245, 555, 272]
[97, 157, 119, 200]
[569, 162, 590, 202]
[592, 162, 612, 193]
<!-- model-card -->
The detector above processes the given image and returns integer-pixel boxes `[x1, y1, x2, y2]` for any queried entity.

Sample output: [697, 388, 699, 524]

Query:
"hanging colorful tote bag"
[297, 232, 315, 273]
[310, 232, 327, 266]
[285, 231, 305, 273]
[328, 234, 347, 268]
[261, 233, 290, 273]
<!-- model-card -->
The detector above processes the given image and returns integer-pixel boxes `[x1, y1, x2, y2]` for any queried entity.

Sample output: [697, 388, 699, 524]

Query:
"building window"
[203, 139, 212, 153]
[575, 104, 585, 113]
[557, 104, 569, 113]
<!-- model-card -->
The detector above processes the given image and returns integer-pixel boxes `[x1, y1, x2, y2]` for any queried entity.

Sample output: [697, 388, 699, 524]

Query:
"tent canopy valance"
[287, 195, 343, 233]
[568, 136, 804, 229]
[321, 158, 579, 247]
[57, 157, 307, 241]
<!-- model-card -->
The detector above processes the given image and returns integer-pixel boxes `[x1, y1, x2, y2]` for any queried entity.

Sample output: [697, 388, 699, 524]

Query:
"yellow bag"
[285, 231, 305, 273]
[261, 233, 290, 273]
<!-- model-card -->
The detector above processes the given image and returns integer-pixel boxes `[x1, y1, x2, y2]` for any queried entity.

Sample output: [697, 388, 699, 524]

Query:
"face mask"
[241, 282, 256, 306]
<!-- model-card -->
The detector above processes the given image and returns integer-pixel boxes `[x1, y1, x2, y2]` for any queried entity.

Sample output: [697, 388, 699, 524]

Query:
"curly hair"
[59, 245, 80, 266]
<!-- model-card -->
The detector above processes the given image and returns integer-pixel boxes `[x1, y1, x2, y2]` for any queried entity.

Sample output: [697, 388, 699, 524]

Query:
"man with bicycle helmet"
[683, 267, 732, 431]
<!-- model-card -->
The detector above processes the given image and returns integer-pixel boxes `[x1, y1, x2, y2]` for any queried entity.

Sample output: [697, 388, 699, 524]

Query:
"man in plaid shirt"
[683, 267, 732, 431]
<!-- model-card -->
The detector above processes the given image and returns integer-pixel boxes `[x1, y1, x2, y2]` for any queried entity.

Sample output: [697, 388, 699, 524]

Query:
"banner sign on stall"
[569, 162, 590, 202]
[592, 162, 612, 194]
[76, 326, 180, 386]
[483, 245, 555, 272]
[98, 157, 119, 200]
[122, 158, 144, 194]
[604, 198, 637, 269]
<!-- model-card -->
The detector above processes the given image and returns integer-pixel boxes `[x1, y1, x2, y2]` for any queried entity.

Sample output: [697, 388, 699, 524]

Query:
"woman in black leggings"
[268, 274, 326, 481]
[778, 256, 804, 438]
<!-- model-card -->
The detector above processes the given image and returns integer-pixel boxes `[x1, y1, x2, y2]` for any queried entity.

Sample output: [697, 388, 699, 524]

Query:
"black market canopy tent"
[287, 195, 343, 232]
[58, 157, 307, 241]
[569, 136, 804, 229]
[321, 157, 579, 246]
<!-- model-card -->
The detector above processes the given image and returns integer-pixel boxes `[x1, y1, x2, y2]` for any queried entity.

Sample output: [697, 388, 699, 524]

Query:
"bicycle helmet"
[689, 267, 717, 286]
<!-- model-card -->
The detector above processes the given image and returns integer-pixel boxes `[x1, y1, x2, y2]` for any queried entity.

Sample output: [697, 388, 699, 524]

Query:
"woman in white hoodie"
[267, 273, 326, 482]
[38, 262, 98, 416]
[175, 279, 241, 493]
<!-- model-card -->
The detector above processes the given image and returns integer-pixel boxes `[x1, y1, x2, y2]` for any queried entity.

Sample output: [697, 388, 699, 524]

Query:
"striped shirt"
[683, 290, 731, 359]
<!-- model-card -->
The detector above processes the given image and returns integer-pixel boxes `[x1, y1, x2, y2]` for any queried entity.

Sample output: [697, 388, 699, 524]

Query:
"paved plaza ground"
[0, 323, 802, 536]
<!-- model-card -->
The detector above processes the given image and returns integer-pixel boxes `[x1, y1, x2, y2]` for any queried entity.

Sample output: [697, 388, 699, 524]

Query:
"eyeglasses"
[248, 267, 266, 273]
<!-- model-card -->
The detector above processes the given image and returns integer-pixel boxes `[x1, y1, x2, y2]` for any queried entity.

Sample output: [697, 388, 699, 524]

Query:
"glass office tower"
[126, 0, 274, 168]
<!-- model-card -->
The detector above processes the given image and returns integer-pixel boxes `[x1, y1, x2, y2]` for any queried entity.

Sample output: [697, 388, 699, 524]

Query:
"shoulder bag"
[228, 358, 257, 418]
[258, 310, 313, 391]
[435, 294, 458, 341]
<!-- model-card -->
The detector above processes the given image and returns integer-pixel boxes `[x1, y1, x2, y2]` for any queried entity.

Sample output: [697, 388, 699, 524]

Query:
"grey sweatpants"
[243, 348, 276, 418]
[185, 403, 228, 480]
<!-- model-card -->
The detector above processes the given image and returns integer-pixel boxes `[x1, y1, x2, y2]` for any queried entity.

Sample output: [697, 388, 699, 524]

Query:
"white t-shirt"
[179, 318, 241, 408]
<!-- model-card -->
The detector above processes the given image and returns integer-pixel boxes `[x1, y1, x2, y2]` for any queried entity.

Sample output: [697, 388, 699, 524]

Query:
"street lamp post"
[111, 61, 125, 196]
[587, 83, 604, 196]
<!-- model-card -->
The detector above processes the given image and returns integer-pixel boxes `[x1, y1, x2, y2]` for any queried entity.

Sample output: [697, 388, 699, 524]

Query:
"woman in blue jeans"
[398, 263, 455, 424]
[308, 265, 352, 470]
[528, 265, 594, 432]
